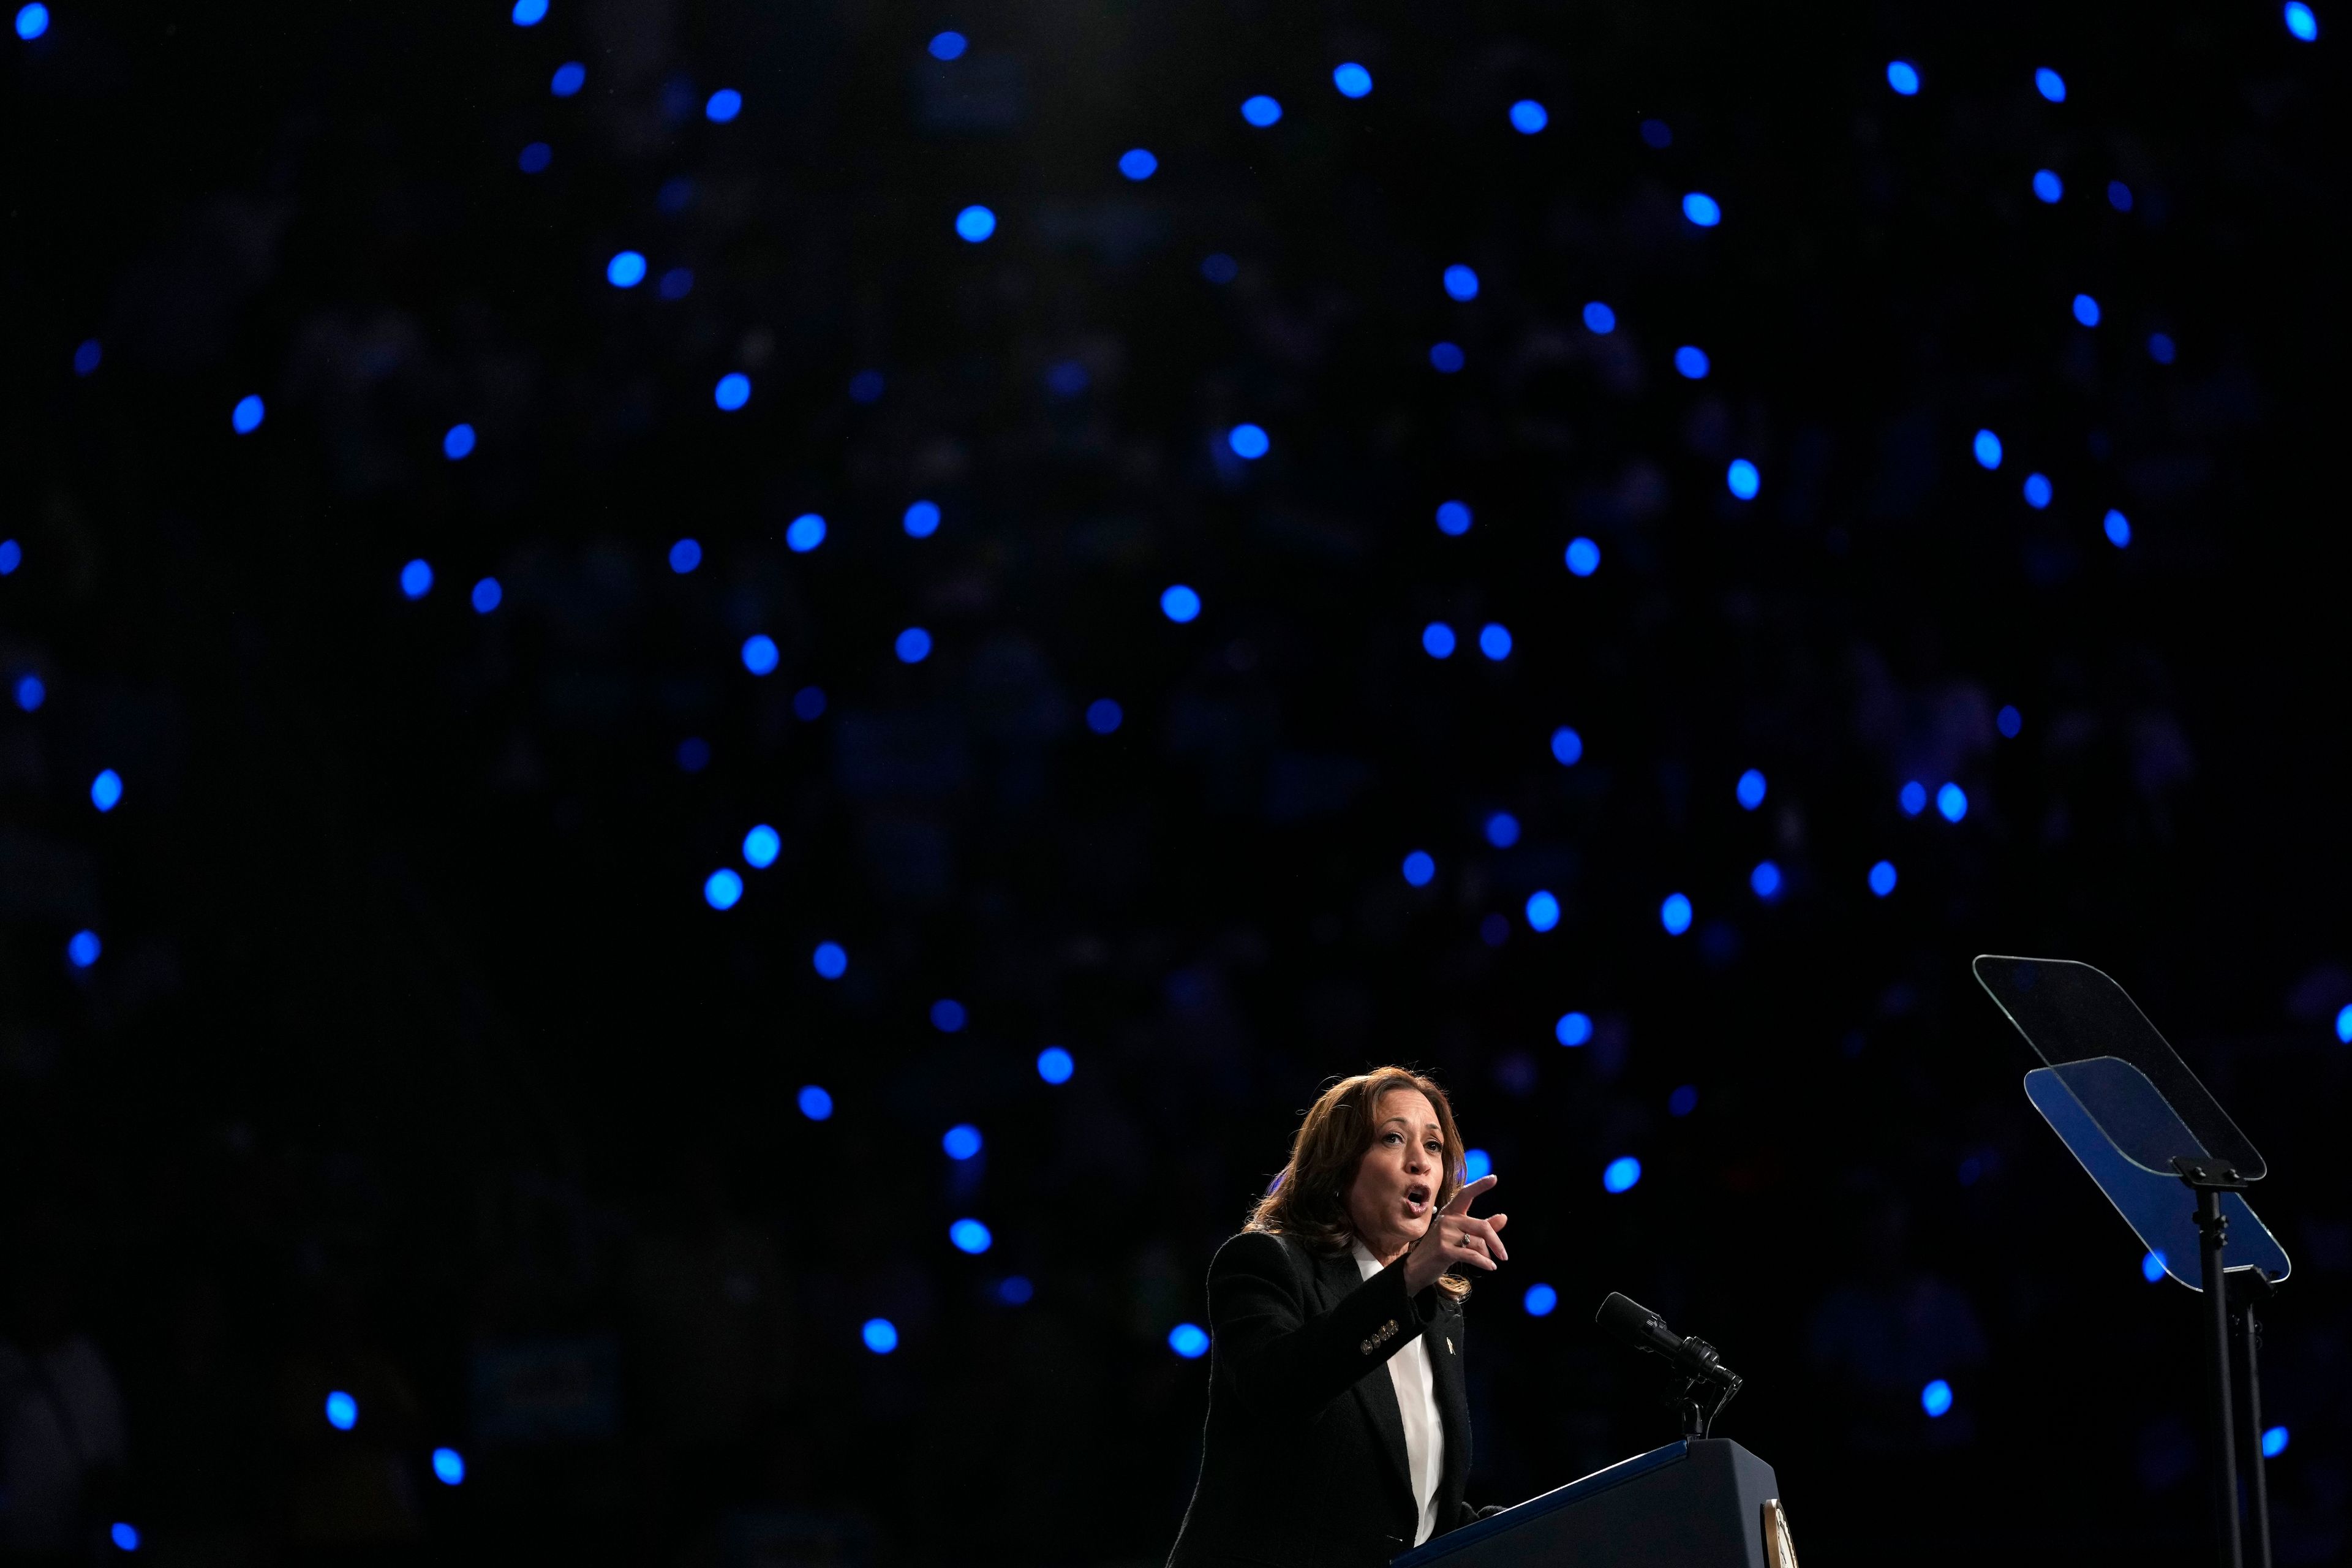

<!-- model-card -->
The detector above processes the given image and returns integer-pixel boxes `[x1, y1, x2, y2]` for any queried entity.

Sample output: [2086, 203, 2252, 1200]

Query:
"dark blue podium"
[1392, 1439, 1789, 1568]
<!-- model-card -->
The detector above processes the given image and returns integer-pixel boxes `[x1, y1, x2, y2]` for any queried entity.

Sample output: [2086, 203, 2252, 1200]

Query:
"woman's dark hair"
[1247, 1066, 1472, 1302]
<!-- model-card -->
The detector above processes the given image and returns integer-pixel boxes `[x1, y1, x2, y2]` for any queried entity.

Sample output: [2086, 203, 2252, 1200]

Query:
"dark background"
[3, 0, 2347, 1563]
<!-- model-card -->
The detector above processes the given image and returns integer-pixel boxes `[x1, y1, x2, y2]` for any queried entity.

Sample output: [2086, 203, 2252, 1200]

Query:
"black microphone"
[1594, 1291, 1740, 1388]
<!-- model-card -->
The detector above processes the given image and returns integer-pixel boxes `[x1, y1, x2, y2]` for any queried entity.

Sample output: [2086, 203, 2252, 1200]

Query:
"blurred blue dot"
[998, 1275, 1035, 1305]
[1727, 459, 1760, 500]
[432, 1447, 465, 1485]
[1751, 861, 1782, 900]
[1673, 345, 1710, 379]
[1556, 1011, 1593, 1047]
[1997, 705, 2022, 738]
[2263, 1425, 2290, 1457]
[1921, 1378, 1954, 1417]
[2285, 2, 2319, 40]
[1227, 423, 1270, 459]
[704, 869, 744, 910]
[955, 205, 997, 242]
[1037, 1046, 1075, 1084]
[1422, 622, 1456, 659]
[1869, 860, 1898, 897]
[2034, 67, 2066, 103]
[1937, 782, 1968, 822]
[232, 395, 265, 435]
[1973, 429, 2003, 470]
[443, 423, 477, 460]
[551, 61, 586, 97]
[741, 635, 780, 676]
[1161, 585, 1202, 624]
[743, 825, 780, 869]
[1201, 253, 1239, 283]
[2104, 509, 2132, 548]
[2109, 181, 2135, 213]
[903, 499, 941, 537]
[511, 0, 546, 24]
[1240, 95, 1283, 126]
[811, 943, 848, 980]
[850, 369, 886, 403]
[784, 512, 825, 552]
[705, 88, 742, 123]
[1463, 1148, 1492, 1182]
[1640, 118, 1673, 148]
[1401, 850, 1436, 887]
[1886, 60, 1920, 96]
[1525, 891, 1560, 932]
[1484, 812, 1520, 849]
[1478, 624, 1512, 660]
[1602, 1156, 1642, 1193]
[1509, 99, 1548, 134]
[400, 559, 433, 600]
[519, 141, 552, 173]
[2148, 332, 2176, 364]
[949, 1218, 993, 1254]
[663, 268, 698, 301]
[1550, 726, 1584, 765]
[15, 674, 45, 712]
[1429, 342, 1465, 372]
[16, 2, 49, 39]
[1899, 780, 1928, 815]
[1435, 500, 1472, 536]
[1523, 1283, 1559, 1317]
[1660, 892, 1693, 935]
[2024, 473, 2053, 510]
[929, 30, 967, 60]
[1443, 264, 1480, 301]
[862, 1317, 899, 1352]
[1118, 148, 1158, 181]
[931, 998, 967, 1033]
[715, 372, 752, 411]
[1582, 301, 1616, 334]
[73, 339, 102, 376]
[2143, 1250, 2168, 1283]
[1564, 537, 1601, 576]
[669, 538, 702, 573]
[943, 1124, 983, 1160]
[2073, 293, 2101, 328]
[2336, 1003, 2352, 1044]
[896, 627, 933, 663]
[1169, 1322, 1210, 1358]
[1668, 1085, 1699, 1117]
[2032, 169, 2064, 203]
[67, 930, 100, 968]
[793, 687, 827, 721]
[1735, 769, 1767, 810]
[1333, 62, 1373, 97]
[799, 1084, 835, 1119]
[1085, 698, 1123, 734]
[1682, 192, 1722, 227]
[676, 737, 710, 773]
[1044, 360, 1090, 398]
[91, 768, 122, 812]
[325, 1392, 358, 1431]
[607, 251, 646, 287]
[110, 1522, 140, 1551]
[471, 578, 502, 614]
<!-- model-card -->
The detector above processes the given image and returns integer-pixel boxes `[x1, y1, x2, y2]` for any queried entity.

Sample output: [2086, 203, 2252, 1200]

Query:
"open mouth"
[1403, 1184, 1431, 1216]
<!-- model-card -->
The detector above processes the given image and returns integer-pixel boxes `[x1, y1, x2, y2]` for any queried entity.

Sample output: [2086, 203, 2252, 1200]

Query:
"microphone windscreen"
[1595, 1291, 1683, 1357]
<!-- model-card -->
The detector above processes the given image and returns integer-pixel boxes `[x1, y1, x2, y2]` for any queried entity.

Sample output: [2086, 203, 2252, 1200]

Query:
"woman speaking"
[1167, 1066, 1512, 1568]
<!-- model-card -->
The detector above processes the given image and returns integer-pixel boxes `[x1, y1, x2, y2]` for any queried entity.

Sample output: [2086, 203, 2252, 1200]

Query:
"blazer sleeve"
[1207, 1231, 1439, 1420]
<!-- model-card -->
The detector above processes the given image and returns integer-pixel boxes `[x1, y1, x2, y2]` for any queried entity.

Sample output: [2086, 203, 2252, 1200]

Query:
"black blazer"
[1167, 1230, 1480, 1568]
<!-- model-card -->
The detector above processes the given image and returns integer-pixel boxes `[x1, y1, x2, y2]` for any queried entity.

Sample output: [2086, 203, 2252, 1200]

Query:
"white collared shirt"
[1352, 1241, 1446, 1545]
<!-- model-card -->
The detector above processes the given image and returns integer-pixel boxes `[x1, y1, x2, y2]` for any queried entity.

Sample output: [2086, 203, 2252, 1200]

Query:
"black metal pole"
[2195, 1185, 2244, 1568]
[2236, 1272, 2275, 1568]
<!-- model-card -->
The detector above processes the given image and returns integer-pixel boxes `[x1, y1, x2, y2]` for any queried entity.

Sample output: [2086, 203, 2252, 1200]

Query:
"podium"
[1392, 1439, 1791, 1568]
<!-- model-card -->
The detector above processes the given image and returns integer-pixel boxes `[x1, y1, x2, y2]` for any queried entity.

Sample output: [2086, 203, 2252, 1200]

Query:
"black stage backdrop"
[2, 0, 2346, 1563]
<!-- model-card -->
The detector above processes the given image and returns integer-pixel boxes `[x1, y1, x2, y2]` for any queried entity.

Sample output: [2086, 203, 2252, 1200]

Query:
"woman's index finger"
[1445, 1173, 1498, 1215]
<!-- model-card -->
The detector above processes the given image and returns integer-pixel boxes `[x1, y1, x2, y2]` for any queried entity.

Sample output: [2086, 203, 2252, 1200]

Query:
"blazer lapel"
[1319, 1250, 1415, 1512]
[1430, 1298, 1471, 1518]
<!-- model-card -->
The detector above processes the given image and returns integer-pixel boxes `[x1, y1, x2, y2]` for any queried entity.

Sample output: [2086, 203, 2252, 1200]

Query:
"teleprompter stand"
[1975, 956, 2293, 1568]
